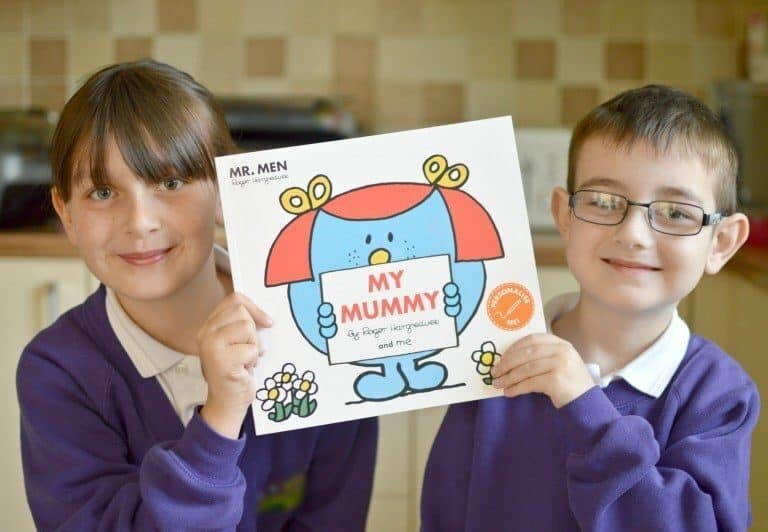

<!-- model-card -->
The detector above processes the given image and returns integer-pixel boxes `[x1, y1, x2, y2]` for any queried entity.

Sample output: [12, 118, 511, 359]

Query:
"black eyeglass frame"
[568, 189, 725, 236]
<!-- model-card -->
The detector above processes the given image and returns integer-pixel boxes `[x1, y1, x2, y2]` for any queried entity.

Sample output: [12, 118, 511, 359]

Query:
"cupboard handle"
[45, 281, 60, 326]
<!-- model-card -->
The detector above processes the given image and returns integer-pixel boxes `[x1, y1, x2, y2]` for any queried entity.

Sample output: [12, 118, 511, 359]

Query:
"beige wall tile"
[605, 41, 645, 80]
[557, 37, 602, 83]
[512, 81, 559, 126]
[461, 1, 514, 35]
[245, 37, 286, 77]
[516, 40, 556, 79]
[72, 0, 110, 31]
[375, 81, 424, 132]
[649, 41, 691, 81]
[563, 0, 600, 35]
[465, 81, 515, 120]
[691, 40, 740, 83]
[31, 82, 67, 110]
[695, 0, 736, 38]
[333, 0, 377, 34]
[423, 82, 464, 126]
[289, 0, 334, 36]
[111, 0, 156, 35]
[0, 0, 24, 32]
[69, 34, 112, 81]
[0, 36, 25, 77]
[0, 84, 24, 108]
[199, 0, 244, 34]
[469, 38, 514, 80]
[421, 0, 464, 35]
[377, 0, 423, 35]
[157, 0, 197, 32]
[238, 78, 290, 97]
[287, 78, 333, 97]
[335, 36, 377, 79]
[334, 77, 373, 129]
[243, 0, 289, 35]
[30, 38, 68, 77]
[514, 0, 560, 37]
[115, 37, 155, 62]
[647, 0, 695, 38]
[155, 35, 201, 78]
[561, 85, 599, 124]
[601, 0, 647, 38]
[30, 0, 72, 34]
[200, 36, 243, 94]
[378, 37, 468, 82]
[287, 37, 332, 80]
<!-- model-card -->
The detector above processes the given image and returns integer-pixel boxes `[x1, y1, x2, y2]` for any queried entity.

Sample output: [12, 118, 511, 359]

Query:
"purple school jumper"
[17, 286, 377, 531]
[422, 335, 758, 531]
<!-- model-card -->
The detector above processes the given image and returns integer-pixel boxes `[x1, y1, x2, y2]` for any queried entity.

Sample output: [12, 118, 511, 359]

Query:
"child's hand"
[197, 293, 273, 438]
[490, 333, 595, 408]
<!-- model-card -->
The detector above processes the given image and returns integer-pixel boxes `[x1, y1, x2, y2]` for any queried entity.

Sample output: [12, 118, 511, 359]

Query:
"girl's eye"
[160, 178, 185, 191]
[387, 232, 394, 242]
[88, 186, 113, 201]
[365, 234, 372, 245]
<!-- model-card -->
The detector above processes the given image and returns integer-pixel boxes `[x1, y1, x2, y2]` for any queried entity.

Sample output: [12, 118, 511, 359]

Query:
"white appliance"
[515, 128, 571, 229]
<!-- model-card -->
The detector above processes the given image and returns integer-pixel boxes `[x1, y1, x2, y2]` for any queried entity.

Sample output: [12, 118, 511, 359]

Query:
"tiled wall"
[1, 0, 766, 133]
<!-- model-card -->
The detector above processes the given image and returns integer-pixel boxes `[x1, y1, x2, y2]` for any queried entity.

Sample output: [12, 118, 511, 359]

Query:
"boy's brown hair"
[567, 85, 739, 215]
[51, 59, 237, 201]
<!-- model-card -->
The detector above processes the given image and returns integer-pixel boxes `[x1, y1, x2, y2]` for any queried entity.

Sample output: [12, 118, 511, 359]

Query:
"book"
[215, 116, 545, 434]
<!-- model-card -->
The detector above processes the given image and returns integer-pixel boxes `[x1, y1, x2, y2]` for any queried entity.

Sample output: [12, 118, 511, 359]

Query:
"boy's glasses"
[568, 189, 724, 236]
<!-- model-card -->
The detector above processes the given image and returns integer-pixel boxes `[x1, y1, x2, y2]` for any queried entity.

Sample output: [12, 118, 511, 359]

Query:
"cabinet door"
[0, 258, 91, 532]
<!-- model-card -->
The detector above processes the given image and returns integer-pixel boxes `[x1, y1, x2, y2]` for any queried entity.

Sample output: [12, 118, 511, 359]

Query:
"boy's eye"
[88, 186, 113, 201]
[160, 178, 185, 191]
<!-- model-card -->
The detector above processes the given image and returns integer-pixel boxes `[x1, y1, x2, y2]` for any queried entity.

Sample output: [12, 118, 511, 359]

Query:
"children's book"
[216, 116, 545, 434]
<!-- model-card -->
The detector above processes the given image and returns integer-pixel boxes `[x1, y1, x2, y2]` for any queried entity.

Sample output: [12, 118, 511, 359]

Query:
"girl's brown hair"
[51, 59, 237, 201]
[567, 85, 739, 215]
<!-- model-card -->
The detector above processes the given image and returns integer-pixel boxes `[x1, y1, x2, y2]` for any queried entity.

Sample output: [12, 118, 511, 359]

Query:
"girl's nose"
[368, 248, 391, 265]
[123, 193, 161, 237]
[613, 205, 654, 248]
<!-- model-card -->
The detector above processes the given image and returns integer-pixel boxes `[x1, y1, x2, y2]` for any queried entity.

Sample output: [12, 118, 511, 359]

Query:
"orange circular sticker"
[486, 283, 534, 331]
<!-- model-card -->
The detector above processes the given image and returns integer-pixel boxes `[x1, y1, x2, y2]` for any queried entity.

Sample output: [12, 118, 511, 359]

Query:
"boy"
[421, 85, 757, 531]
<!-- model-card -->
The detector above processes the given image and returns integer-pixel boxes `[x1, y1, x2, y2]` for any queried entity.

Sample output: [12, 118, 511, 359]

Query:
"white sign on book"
[216, 116, 546, 434]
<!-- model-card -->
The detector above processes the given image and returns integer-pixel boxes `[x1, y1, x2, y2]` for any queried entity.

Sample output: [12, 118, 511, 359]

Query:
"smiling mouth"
[119, 247, 173, 266]
[602, 258, 661, 271]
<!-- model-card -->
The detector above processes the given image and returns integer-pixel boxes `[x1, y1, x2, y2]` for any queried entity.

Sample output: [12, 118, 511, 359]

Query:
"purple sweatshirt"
[17, 286, 378, 531]
[422, 335, 758, 531]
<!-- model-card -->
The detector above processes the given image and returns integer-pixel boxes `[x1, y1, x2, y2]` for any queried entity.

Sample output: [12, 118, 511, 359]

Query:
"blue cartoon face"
[309, 190, 457, 274]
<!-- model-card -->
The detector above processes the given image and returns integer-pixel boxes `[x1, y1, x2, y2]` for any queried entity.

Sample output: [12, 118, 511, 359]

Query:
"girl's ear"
[704, 212, 750, 274]
[215, 188, 224, 226]
[51, 187, 78, 246]
[550, 186, 572, 243]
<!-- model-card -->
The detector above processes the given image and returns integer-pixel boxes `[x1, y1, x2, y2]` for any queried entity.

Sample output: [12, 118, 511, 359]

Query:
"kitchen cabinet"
[0, 257, 93, 532]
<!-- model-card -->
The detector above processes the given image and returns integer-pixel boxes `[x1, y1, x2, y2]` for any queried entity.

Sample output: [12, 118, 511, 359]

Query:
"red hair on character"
[265, 155, 503, 287]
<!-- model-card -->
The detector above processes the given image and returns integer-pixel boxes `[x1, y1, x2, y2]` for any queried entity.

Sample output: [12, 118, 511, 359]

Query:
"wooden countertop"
[0, 229, 764, 284]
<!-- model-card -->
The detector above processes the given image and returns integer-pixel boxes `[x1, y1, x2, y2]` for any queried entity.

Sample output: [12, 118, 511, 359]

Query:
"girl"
[17, 60, 377, 531]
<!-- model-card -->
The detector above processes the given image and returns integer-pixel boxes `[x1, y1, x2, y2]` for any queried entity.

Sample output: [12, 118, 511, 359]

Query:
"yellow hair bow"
[423, 154, 469, 188]
[279, 174, 332, 215]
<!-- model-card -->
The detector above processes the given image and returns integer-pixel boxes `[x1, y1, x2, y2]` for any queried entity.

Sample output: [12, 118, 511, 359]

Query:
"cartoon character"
[265, 155, 503, 401]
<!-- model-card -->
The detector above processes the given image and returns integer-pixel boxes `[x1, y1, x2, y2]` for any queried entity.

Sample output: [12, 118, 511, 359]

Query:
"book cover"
[215, 116, 545, 434]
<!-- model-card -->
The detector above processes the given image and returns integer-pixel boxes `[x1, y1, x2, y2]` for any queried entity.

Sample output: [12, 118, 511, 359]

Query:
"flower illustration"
[292, 371, 318, 399]
[472, 341, 501, 384]
[256, 378, 288, 411]
[273, 363, 297, 390]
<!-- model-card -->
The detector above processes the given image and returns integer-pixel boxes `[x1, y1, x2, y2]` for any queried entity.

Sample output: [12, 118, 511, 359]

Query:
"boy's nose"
[613, 205, 654, 248]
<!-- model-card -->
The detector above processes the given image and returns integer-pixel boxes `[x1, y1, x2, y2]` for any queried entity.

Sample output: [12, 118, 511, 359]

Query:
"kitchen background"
[1, 1, 767, 531]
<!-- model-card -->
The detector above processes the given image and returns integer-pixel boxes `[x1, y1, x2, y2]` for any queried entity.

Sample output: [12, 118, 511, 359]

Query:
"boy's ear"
[215, 189, 224, 226]
[550, 187, 572, 242]
[704, 213, 750, 274]
[51, 187, 78, 246]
